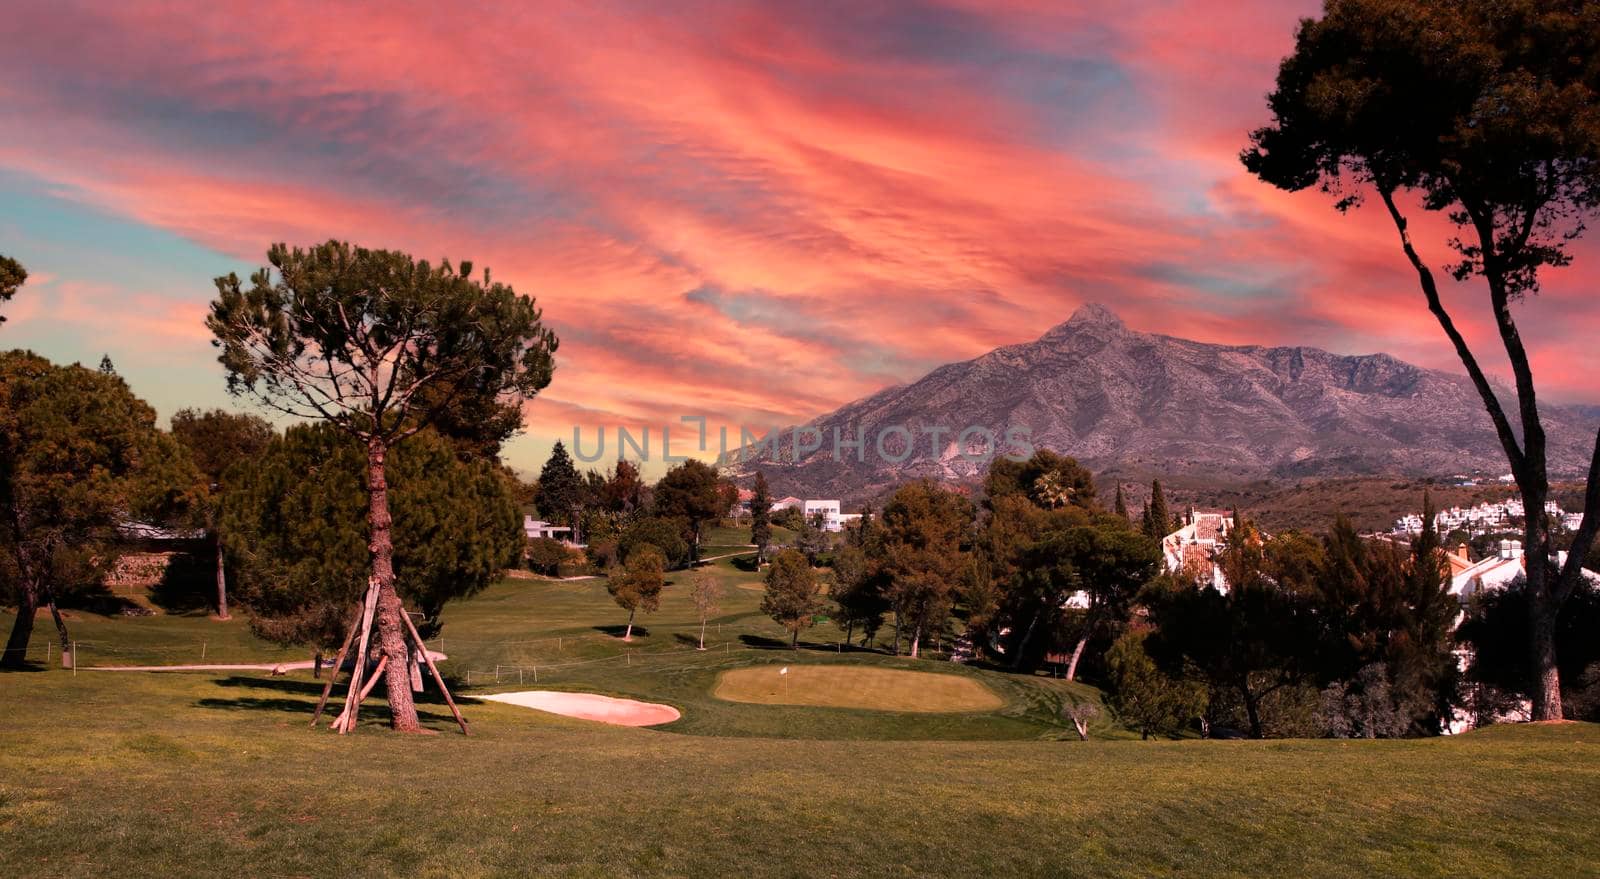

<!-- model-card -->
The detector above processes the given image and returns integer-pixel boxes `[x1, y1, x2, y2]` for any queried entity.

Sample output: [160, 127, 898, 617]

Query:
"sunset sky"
[4, 0, 1598, 477]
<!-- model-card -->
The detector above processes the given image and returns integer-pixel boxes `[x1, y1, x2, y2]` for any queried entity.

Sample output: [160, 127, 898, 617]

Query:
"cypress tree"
[1144, 479, 1171, 539]
[1114, 483, 1129, 521]
[750, 471, 772, 556]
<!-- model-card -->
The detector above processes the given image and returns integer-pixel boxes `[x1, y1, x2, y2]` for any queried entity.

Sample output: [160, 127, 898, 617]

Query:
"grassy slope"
[3, 526, 1600, 875]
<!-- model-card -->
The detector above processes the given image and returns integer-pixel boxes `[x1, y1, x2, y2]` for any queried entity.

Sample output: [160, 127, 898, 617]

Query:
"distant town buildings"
[1392, 499, 1574, 538]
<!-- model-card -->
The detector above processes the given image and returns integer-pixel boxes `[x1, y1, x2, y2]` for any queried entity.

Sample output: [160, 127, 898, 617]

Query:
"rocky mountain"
[724, 304, 1598, 503]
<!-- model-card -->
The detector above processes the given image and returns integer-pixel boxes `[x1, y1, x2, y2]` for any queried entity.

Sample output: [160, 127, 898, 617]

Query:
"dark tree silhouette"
[1244, 0, 1600, 718]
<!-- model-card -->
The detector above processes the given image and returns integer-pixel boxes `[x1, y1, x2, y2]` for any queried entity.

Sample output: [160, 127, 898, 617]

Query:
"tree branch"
[1557, 426, 1600, 606]
[1377, 187, 1527, 474]
[1459, 196, 1547, 487]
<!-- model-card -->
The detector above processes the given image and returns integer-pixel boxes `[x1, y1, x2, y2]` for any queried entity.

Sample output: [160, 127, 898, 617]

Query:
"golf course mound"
[713, 665, 1004, 713]
[480, 690, 681, 726]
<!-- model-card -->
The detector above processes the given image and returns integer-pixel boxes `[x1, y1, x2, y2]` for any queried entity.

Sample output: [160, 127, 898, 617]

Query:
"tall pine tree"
[535, 440, 583, 530]
[1114, 483, 1129, 521]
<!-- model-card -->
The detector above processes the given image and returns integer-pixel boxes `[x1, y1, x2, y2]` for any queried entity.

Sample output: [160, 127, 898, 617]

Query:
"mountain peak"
[1044, 302, 1125, 338]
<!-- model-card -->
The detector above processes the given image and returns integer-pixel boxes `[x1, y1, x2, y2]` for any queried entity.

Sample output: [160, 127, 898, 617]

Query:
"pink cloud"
[2, 0, 1598, 480]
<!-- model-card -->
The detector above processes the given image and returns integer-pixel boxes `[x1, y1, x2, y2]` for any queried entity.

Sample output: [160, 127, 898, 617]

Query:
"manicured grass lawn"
[713, 664, 1005, 712]
[1, 670, 1597, 877]
[4, 524, 1600, 875]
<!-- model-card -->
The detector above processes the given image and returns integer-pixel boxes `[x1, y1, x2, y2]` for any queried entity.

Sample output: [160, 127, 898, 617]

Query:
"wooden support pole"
[310, 607, 363, 728]
[398, 606, 469, 735]
[357, 656, 389, 702]
[332, 654, 390, 733]
[336, 580, 381, 734]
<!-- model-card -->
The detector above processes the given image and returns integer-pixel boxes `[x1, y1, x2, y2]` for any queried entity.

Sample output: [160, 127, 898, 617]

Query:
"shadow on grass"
[198, 675, 470, 721]
[196, 696, 463, 727]
[741, 634, 842, 651]
[0, 660, 52, 673]
[56, 584, 147, 616]
[592, 624, 650, 639]
[731, 555, 760, 573]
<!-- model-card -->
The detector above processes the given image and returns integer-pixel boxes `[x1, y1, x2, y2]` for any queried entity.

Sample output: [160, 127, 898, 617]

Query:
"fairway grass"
[713, 664, 1005, 712]
[1, 672, 1598, 878]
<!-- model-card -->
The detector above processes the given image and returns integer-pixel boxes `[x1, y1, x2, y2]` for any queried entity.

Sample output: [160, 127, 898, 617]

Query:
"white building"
[524, 516, 580, 546]
[1161, 510, 1235, 593]
[803, 499, 843, 532]
[1447, 540, 1600, 603]
[1440, 540, 1600, 733]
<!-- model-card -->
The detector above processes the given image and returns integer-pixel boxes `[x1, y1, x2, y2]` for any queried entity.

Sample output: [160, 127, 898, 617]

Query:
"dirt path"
[87, 650, 447, 673]
[695, 549, 757, 563]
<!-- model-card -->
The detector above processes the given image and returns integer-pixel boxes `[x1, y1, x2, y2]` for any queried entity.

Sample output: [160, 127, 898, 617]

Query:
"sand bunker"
[480, 690, 680, 727]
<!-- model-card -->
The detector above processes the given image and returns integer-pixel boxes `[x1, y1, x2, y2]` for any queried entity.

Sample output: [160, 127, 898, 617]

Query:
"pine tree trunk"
[1, 581, 36, 668]
[909, 623, 921, 659]
[1011, 608, 1043, 670]
[366, 437, 421, 733]
[791, 628, 798, 649]
[1524, 519, 1564, 720]
[1065, 610, 1100, 682]
[1064, 633, 1089, 682]
[893, 614, 902, 655]
[214, 535, 230, 620]
[698, 617, 706, 650]
[1241, 685, 1263, 739]
[44, 580, 71, 665]
[845, 619, 854, 649]
[1529, 588, 1563, 721]
[624, 608, 635, 642]
[2, 531, 47, 668]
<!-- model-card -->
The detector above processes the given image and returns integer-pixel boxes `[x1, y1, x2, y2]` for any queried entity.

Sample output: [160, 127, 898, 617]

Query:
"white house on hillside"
[524, 516, 581, 547]
[1448, 540, 1600, 603]
[803, 499, 842, 531]
[1441, 539, 1600, 733]
[1162, 510, 1235, 593]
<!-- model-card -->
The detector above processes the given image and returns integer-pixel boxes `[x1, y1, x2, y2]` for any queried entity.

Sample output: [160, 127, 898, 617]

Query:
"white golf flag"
[779, 667, 789, 675]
